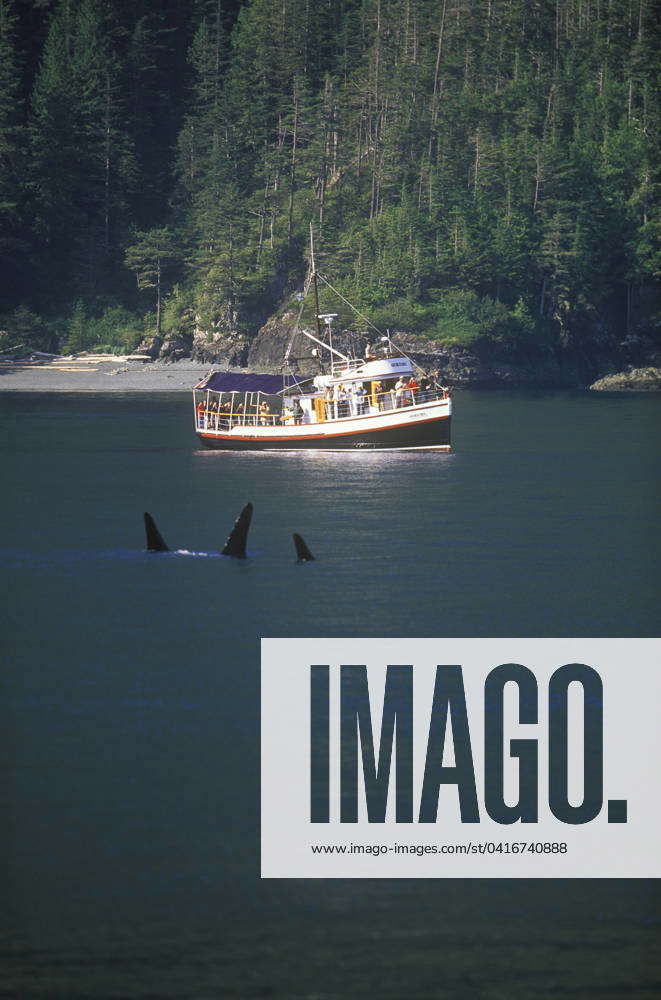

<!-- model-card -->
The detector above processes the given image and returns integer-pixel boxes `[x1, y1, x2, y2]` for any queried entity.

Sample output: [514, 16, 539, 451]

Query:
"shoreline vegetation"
[0, 2, 659, 389]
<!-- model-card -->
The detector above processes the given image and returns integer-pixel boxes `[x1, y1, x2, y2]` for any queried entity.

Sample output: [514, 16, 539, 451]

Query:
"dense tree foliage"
[0, 0, 658, 361]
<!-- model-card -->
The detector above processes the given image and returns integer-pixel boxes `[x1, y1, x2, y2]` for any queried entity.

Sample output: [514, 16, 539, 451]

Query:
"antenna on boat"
[319, 313, 338, 365]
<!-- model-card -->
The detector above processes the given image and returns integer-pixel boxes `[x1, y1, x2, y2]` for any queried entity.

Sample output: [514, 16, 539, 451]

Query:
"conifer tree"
[0, 0, 24, 301]
[124, 227, 179, 334]
[29, 0, 134, 301]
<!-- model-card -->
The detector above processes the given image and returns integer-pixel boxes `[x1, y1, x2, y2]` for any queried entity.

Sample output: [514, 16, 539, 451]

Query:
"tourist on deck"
[218, 400, 230, 427]
[407, 375, 419, 404]
[293, 398, 304, 425]
[324, 384, 334, 420]
[331, 382, 340, 418]
[354, 382, 367, 414]
[382, 379, 396, 409]
[394, 376, 407, 408]
[336, 383, 349, 417]
[259, 401, 272, 425]
[196, 400, 206, 428]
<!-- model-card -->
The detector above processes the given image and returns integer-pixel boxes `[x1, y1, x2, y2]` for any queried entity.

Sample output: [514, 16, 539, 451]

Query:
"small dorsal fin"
[221, 503, 253, 558]
[144, 512, 170, 552]
[293, 532, 315, 562]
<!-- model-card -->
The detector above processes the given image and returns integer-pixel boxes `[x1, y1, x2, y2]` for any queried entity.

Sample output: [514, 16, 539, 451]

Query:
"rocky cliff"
[138, 316, 250, 367]
[139, 304, 660, 389]
[246, 313, 598, 388]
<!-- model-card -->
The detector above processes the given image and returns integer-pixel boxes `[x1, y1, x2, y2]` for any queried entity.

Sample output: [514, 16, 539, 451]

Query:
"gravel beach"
[0, 357, 213, 393]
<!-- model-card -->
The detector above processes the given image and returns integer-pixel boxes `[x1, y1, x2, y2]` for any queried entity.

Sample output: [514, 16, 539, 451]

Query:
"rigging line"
[315, 272, 383, 336]
[283, 271, 313, 366]
[316, 271, 429, 377]
[284, 368, 310, 389]
[280, 368, 308, 395]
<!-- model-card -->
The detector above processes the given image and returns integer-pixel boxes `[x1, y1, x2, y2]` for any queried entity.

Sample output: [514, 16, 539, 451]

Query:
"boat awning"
[194, 371, 297, 394]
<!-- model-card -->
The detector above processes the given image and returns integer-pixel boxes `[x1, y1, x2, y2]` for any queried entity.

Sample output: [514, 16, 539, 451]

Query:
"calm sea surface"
[1, 389, 659, 998]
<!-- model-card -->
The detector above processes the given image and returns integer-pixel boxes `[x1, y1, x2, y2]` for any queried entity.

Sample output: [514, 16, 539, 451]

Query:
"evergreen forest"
[0, 0, 659, 370]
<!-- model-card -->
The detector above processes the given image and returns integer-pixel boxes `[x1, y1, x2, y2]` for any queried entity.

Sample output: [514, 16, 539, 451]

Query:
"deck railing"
[196, 386, 449, 431]
[323, 386, 448, 420]
[196, 410, 281, 431]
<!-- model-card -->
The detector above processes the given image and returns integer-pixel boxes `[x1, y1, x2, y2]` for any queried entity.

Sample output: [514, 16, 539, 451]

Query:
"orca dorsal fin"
[221, 502, 253, 558]
[293, 532, 315, 562]
[144, 512, 170, 552]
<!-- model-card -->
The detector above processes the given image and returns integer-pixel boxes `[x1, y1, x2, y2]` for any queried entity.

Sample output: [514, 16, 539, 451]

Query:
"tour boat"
[192, 235, 452, 452]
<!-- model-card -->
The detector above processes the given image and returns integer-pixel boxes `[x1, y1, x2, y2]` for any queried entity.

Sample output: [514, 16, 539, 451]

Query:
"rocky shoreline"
[0, 355, 210, 392]
[129, 307, 661, 392]
[1, 337, 660, 394]
[588, 367, 661, 391]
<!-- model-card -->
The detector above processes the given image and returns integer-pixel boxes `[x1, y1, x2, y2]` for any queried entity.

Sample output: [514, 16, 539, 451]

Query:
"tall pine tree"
[29, 0, 134, 304]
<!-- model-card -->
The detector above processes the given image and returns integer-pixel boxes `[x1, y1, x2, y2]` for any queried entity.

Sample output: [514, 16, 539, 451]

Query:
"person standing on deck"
[259, 401, 272, 425]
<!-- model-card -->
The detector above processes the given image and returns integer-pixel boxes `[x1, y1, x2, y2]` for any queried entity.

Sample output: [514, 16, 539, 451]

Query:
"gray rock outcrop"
[246, 315, 577, 387]
[589, 367, 661, 391]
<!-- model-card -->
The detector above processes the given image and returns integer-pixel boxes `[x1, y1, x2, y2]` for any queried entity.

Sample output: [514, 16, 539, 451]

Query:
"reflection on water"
[1, 390, 660, 998]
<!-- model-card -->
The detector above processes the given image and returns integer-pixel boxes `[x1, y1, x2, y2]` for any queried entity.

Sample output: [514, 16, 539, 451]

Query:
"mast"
[310, 223, 324, 373]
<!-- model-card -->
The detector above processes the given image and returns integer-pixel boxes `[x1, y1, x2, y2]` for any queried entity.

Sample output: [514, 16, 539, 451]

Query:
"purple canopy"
[194, 371, 298, 394]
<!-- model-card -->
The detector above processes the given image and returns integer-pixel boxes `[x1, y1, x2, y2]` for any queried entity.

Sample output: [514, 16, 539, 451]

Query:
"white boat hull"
[197, 397, 452, 451]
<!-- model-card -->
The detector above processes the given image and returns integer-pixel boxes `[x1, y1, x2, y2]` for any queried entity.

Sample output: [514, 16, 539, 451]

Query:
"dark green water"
[2, 390, 659, 999]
